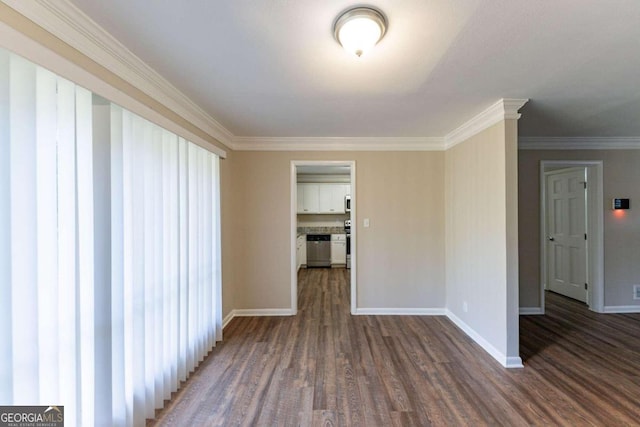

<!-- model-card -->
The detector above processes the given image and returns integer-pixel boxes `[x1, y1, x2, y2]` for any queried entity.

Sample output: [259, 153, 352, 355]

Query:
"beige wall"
[445, 121, 520, 361]
[519, 149, 640, 308]
[226, 151, 445, 312]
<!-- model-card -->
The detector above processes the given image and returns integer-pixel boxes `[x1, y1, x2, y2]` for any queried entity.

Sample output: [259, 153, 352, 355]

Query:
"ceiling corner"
[444, 98, 529, 149]
[2, 0, 236, 148]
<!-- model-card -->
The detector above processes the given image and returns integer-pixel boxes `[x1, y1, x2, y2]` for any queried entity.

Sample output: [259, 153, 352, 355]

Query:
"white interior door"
[546, 168, 588, 303]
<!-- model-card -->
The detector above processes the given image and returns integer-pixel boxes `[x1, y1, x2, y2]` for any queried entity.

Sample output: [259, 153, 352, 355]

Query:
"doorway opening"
[540, 160, 604, 313]
[544, 167, 589, 303]
[290, 160, 356, 314]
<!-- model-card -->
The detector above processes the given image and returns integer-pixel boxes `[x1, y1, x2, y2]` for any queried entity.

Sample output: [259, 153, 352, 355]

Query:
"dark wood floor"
[150, 269, 640, 426]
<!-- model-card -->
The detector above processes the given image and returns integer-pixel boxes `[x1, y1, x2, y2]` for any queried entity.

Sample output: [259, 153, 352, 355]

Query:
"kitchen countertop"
[297, 226, 346, 236]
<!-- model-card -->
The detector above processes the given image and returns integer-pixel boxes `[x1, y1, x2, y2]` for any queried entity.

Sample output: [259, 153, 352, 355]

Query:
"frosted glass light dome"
[334, 7, 387, 57]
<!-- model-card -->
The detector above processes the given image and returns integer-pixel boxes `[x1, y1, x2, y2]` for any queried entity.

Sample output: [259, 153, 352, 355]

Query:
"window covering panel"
[0, 49, 222, 427]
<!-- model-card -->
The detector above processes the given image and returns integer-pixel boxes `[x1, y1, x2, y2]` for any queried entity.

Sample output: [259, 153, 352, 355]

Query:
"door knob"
[548, 236, 555, 241]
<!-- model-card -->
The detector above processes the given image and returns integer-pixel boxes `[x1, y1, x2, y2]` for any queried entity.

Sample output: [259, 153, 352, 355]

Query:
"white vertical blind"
[75, 83, 95, 427]
[0, 49, 12, 405]
[0, 51, 92, 425]
[110, 108, 222, 426]
[56, 76, 81, 425]
[35, 66, 59, 407]
[109, 104, 127, 427]
[212, 154, 223, 341]
[91, 100, 113, 425]
[0, 50, 222, 427]
[9, 53, 39, 404]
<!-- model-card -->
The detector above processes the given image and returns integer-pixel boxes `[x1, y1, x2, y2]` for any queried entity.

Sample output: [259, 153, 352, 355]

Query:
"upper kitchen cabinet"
[297, 183, 349, 214]
[297, 184, 320, 213]
[319, 184, 349, 213]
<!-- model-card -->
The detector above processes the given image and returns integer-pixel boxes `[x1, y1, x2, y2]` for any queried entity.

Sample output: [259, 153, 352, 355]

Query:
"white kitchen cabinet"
[296, 185, 304, 213]
[300, 235, 306, 267]
[297, 184, 319, 214]
[297, 183, 350, 214]
[331, 234, 346, 266]
[296, 234, 306, 270]
[318, 185, 337, 213]
[322, 184, 350, 214]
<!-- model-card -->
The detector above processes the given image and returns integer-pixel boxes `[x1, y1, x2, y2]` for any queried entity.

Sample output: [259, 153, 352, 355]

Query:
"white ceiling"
[67, 0, 640, 139]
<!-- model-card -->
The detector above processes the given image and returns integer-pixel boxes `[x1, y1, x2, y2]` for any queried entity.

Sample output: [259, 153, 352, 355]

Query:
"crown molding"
[519, 137, 640, 150]
[2, 0, 234, 147]
[232, 99, 529, 151]
[230, 136, 445, 151]
[444, 98, 528, 149]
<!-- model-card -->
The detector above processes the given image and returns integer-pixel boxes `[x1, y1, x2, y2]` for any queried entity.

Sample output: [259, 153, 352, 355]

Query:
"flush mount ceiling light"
[333, 7, 387, 58]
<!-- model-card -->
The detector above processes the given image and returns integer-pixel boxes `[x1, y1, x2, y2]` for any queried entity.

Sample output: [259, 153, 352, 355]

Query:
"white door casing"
[545, 168, 588, 303]
[291, 160, 357, 315]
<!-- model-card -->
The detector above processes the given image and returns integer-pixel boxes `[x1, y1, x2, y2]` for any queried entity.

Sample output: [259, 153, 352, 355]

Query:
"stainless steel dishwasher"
[306, 234, 331, 267]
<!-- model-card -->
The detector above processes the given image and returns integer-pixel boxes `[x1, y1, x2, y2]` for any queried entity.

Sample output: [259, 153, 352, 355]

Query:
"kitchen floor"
[298, 267, 350, 313]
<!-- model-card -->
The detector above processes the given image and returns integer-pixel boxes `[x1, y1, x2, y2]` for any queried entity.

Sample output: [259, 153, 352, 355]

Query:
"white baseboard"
[603, 305, 640, 314]
[445, 310, 523, 369]
[504, 357, 525, 368]
[353, 307, 447, 316]
[233, 308, 296, 317]
[222, 308, 295, 330]
[519, 307, 544, 315]
[222, 311, 235, 329]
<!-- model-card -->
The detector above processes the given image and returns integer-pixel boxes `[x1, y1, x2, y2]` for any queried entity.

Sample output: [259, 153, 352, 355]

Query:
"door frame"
[290, 160, 357, 315]
[539, 160, 604, 313]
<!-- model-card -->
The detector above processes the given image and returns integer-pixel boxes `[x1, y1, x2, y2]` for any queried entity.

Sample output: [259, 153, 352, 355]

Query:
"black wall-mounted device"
[612, 198, 630, 210]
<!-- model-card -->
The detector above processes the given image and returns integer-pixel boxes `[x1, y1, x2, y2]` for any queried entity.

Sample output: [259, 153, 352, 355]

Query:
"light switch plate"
[364, 218, 370, 227]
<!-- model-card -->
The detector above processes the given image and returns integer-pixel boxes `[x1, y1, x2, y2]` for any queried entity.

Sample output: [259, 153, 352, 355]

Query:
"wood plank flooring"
[149, 269, 640, 426]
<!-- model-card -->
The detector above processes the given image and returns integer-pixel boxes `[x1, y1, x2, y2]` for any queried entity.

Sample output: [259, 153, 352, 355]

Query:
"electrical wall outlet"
[634, 285, 640, 300]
